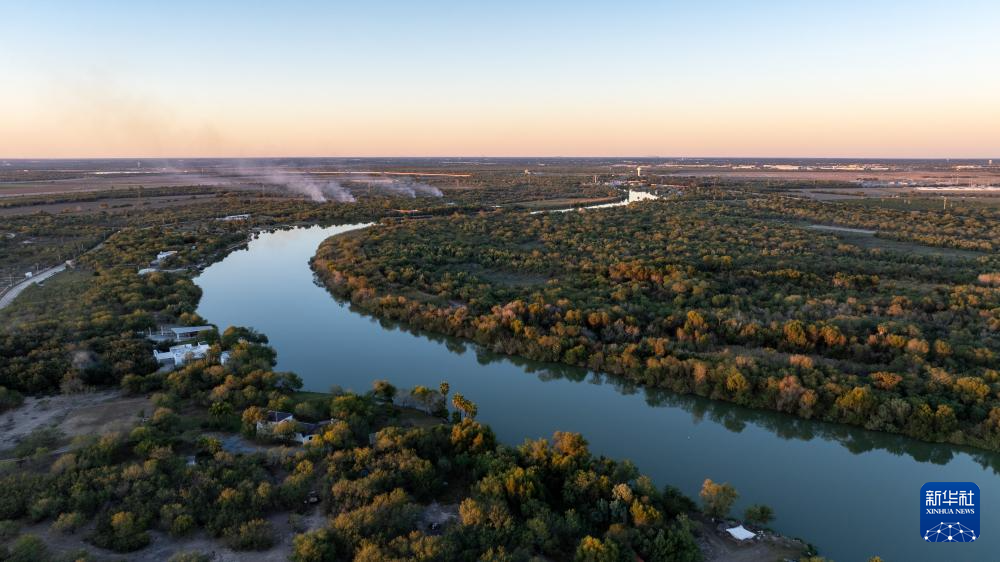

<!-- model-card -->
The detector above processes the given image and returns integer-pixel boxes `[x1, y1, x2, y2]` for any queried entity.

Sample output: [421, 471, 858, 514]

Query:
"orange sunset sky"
[2, 1, 998, 158]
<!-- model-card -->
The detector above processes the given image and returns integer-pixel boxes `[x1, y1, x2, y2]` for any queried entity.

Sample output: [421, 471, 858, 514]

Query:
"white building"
[170, 325, 215, 340]
[155, 250, 177, 263]
[256, 410, 294, 433]
[153, 342, 211, 368]
[256, 410, 331, 445]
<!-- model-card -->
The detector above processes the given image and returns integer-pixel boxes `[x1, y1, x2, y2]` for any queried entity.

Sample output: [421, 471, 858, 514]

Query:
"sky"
[1, 0, 998, 158]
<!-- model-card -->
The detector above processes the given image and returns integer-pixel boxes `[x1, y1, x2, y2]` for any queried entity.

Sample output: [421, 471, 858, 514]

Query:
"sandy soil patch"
[0, 390, 152, 454]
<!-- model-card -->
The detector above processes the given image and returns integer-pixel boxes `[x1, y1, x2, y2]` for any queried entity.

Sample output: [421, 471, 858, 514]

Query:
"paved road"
[0, 264, 67, 310]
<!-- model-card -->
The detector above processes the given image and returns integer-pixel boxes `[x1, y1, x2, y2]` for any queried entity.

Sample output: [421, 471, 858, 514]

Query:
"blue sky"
[1, 0, 998, 157]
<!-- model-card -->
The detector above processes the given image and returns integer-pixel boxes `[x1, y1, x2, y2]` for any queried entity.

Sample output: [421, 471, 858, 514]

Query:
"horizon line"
[2, 155, 998, 162]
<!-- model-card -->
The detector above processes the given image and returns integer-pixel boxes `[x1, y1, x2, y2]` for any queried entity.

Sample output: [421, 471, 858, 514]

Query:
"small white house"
[256, 410, 294, 433]
[256, 411, 331, 445]
[153, 342, 211, 368]
[155, 250, 177, 263]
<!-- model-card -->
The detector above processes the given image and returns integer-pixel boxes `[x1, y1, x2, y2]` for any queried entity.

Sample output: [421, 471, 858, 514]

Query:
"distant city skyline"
[2, 1, 998, 158]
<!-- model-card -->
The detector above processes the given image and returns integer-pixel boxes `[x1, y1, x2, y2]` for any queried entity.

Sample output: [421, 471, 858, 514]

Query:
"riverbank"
[310, 198, 1000, 454]
[191, 222, 999, 561]
[1, 216, 749, 561]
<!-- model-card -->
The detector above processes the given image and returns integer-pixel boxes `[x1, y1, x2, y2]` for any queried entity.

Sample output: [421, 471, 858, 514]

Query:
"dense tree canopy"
[314, 192, 1000, 449]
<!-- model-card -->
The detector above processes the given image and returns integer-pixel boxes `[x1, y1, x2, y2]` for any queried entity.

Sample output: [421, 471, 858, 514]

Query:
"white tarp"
[726, 525, 755, 541]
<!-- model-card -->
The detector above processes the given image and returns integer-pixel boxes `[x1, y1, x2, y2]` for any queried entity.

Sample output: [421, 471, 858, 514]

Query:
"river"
[195, 220, 999, 562]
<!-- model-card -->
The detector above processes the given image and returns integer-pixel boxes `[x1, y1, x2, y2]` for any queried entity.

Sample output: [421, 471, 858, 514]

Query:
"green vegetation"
[744, 504, 775, 527]
[0, 190, 464, 396]
[0, 187, 752, 560]
[743, 196, 999, 252]
[313, 191, 1000, 450]
[699, 479, 738, 519]
[0, 323, 706, 560]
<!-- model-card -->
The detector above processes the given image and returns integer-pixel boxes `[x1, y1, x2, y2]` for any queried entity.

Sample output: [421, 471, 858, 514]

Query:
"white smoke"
[257, 170, 355, 203]
[232, 163, 356, 203]
[152, 161, 445, 203]
[371, 178, 443, 198]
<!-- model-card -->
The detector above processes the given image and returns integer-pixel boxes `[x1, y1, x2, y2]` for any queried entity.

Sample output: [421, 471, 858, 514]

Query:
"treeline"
[439, 173, 618, 207]
[312, 195, 1000, 450]
[743, 197, 1000, 252]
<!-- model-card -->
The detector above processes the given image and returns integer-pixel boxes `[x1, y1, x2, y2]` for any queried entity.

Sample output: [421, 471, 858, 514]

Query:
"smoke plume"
[373, 178, 443, 198]
[232, 163, 356, 203]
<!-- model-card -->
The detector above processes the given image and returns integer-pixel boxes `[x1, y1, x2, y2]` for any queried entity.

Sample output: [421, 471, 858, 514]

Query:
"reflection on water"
[358, 302, 1000, 474]
[196, 224, 999, 562]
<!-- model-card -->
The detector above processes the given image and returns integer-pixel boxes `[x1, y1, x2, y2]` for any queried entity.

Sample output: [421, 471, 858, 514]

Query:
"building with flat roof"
[153, 342, 211, 368]
[170, 325, 215, 340]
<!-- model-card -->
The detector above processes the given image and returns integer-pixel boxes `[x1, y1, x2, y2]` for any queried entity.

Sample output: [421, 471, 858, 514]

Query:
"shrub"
[53, 511, 86, 534]
[12, 427, 61, 459]
[170, 514, 195, 537]
[291, 528, 337, 562]
[0, 386, 24, 412]
[224, 518, 274, 551]
[89, 510, 150, 552]
[744, 504, 775, 526]
[0, 519, 20, 541]
[6, 534, 50, 562]
[28, 497, 61, 523]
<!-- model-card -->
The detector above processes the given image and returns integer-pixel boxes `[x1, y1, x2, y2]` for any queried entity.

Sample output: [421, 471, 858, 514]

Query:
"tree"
[744, 504, 774, 526]
[209, 400, 233, 419]
[700, 479, 738, 519]
[372, 379, 397, 403]
[574, 535, 621, 562]
[451, 392, 478, 419]
[291, 528, 337, 562]
[241, 406, 265, 435]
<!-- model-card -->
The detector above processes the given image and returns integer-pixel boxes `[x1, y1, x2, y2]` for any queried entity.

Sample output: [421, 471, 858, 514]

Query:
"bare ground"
[0, 390, 152, 455]
[0, 193, 224, 217]
[695, 517, 809, 562]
